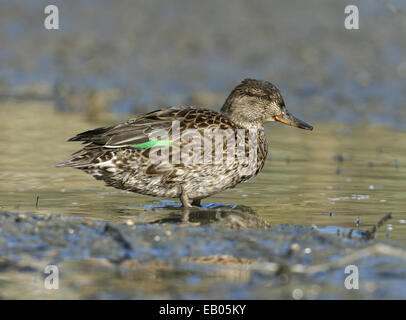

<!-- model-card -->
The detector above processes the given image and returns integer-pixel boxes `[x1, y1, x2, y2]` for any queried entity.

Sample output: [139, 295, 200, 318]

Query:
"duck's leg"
[180, 186, 192, 208]
[191, 199, 201, 207]
[180, 186, 192, 222]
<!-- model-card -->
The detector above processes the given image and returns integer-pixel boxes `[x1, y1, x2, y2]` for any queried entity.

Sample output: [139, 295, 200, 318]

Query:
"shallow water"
[1, 101, 405, 241]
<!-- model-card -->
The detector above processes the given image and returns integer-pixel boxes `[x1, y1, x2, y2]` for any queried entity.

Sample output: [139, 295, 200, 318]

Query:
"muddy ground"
[1, 209, 405, 299]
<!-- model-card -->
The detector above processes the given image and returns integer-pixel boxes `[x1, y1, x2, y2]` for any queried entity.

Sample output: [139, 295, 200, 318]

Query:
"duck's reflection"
[150, 204, 270, 229]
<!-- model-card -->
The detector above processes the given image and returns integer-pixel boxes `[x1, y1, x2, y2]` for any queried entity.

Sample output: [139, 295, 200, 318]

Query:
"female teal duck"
[58, 79, 313, 207]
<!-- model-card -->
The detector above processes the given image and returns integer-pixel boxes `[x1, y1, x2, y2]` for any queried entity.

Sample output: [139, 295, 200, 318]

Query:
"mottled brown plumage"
[58, 79, 313, 207]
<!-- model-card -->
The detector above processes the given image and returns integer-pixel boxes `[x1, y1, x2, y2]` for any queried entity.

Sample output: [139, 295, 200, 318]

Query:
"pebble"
[292, 288, 304, 300]
[290, 243, 300, 251]
[125, 220, 134, 226]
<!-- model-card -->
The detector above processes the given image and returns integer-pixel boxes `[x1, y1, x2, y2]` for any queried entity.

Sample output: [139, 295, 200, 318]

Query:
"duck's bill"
[275, 112, 313, 130]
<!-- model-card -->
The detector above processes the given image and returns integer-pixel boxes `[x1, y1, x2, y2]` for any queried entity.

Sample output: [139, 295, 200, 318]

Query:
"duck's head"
[221, 78, 313, 130]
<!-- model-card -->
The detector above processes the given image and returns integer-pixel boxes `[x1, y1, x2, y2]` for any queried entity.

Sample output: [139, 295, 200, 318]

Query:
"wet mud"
[1, 209, 405, 299]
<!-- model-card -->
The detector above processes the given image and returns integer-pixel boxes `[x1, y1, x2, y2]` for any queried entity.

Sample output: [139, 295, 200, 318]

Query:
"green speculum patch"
[131, 140, 172, 149]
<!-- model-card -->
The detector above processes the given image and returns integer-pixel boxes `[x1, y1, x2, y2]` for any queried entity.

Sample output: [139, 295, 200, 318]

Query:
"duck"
[57, 79, 313, 208]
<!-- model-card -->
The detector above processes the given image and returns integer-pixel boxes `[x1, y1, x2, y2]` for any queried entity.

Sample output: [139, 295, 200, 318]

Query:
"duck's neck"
[221, 111, 263, 131]
[222, 111, 267, 153]
[233, 120, 263, 130]
[220, 102, 264, 130]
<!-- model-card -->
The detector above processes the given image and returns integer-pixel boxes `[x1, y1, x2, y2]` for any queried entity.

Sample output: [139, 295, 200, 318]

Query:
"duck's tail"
[55, 147, 108, 168]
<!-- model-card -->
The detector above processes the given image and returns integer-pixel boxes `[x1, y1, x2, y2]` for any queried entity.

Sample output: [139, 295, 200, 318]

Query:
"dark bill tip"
[296, 119, 313, 131]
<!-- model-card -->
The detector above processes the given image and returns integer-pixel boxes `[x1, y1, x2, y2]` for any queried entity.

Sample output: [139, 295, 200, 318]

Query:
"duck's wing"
[68, 106, 230, 148]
